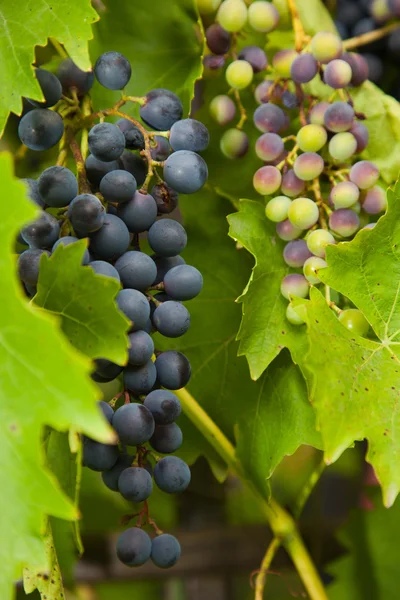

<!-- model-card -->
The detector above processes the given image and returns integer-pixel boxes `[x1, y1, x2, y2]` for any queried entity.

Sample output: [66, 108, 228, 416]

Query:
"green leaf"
[89, 0, 204, 114]
[0, 153, 112, 599]
[295, 0, 337, 35]
[35, 241, 130, 364]
[292, 288, 400, 507]
[0, 0, 98, 135]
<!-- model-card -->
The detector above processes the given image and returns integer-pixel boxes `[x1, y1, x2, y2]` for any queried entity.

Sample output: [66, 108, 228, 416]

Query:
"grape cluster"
[16, 50, 209, 569]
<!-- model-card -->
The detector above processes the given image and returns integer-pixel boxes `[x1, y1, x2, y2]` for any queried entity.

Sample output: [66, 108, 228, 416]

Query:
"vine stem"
[293, 457, 326, 519]
[175, 388, 328, 600]
[287, 0, 310, 51]
[50, 37, 68, 59]
[233, 89, 247, 129]
[254, 537, 281, 600]
[343, 21, 400, 50]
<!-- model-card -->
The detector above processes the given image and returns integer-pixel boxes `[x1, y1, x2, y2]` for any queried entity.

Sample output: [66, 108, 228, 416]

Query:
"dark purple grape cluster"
[16, 50, 210, 570]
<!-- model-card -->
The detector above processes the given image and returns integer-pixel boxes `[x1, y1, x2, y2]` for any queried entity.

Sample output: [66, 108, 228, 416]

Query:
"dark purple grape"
[118, 151, 147, 187]
[150, 423, 183, 454]
[163, 265, 203, 300]
[38, 166, 78, 208]
[21, 211, 60, 248]
[116, 119, 145, 150]
[116, 289, 150, 331]
[324, 102, 354, 133]
[52, 236, 90, 265]
[18, 109, 64, 151]
[276, 219, 302, 241]
[116, 528, 151, 567]
[28, 68, 62, 108]
[362, 53, 383, 84]
[88, 123, 125, 162]
[155, 351, 191, 390]
[349, 121, 369, 153]
[163, 151, 208, 194]
[85, 155, 119, 188]
[238, 45, 268, 73]
[99, 170, 137, 204]
[94, 51, 131, 90]
[153, 301, 190, 338]
[151, 534, 181, 569]
[89, 260, 120, 281]
[22, 178, 44, 208]
[18, 249, 50, 285]
[281, 169, 306, 197]
[329, 208, 360, 237]
[68, 194, 105, 234]
[140, 89, 183, 131]
[128, 330, 154, 365]
[151, 183, 179, 214]
[117, 191, 158, 233]
[118, 467, 153, 502]
[150, 136, 171, 160]
[87, 207, 130, 259]
[152, 255, 186, 285]
[115, 251, 157, 290]
[254, 80, 283, 104]
[290, 53, 318, 83]
[124, 361, 157, 394]
[102, 453, 134, 491]
[169, 119, 209, 152]
[148, 219, 187, 257]
[92, 359, 123, 382]
[342, 52, 369, 86]
[283, 240, 312, 268]
[203, 55, 226, 70]
[57, 58, 94, 95]
[144, 390, 181, 425]
[113, 402, 155, 445]
[82, 437, 119, 471]
[205, 23, 231, 54]
[153, 456, 191, 494]
[253, 103, 286, 133]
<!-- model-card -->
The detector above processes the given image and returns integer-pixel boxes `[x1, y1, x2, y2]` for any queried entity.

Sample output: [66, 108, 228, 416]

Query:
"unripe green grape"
[280, 273, 309, 300]
[220, 128, 249, 159]
[293, 152, 324, 181]
[297, 124, 327, 153]
[217, 0, 248, 32]
[209, 95, 236, 125]
[288, 197, 319, 229]
[328, 132, 357, 161]
[303, 256, 327, 284]
[276, 219, 302, 241]
[338, 309, 369, 336]
[286, 303, 305, 325]
[253, 165, 282, 195]
[330, 181, 359, 209]
[197, 0, 222, 14]
[306, 229, 335, 258]
[361, 185, 387, 214]
[309, 102, 330, 126]
[226, 60, 253, 89]
[248, 1, 280, 33]
[349, 161, 379, 190]
[272, 50, 298, 78]
[324, 59, 352, 89]
[311, 32, 342, 64]
[265, 195, 291, 222]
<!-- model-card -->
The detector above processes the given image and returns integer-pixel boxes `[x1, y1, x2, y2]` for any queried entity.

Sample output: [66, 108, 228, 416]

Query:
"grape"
[293, 153, 324, 181]
[155, 350, 191, 389]
[118, 466, 153, 502]
[204, 55, 226, 70]
[94, 51, 131, 90]
[68, 194, 105, 235]
[225, 60, 253, 89]
[116, 119, 145, 150]
[98, 400, 114, 424]
[99, 170, 137, 205]
[254, 80, 283, 104]
[150, 423, 183, 454]
[52, 236, 91, 265]
[163, 265, 203, 300]
[330, 181, 359, 209]
[163, 150, 208, 194]
[349, 161, 379, 190]
[281, 169, 305, 197]
[363, 222, 377, 230]
[329, 208, 360, 237]
[85, 155, 119, 188]
[272, 50, 297, 78]
[255, 132, 284, 162]
[265, 195, 291, 223]
[296, 124, 327, 153]
[170, 119, 209, 153]
[253, 103, 285, 133]
[309, 102, 330, 127]
[153, 301, 190, 338]
[82, 438, 119, 471]
[28, 68, 62, 108]
[116, 528, 152, 567]
[286, 303, 305, 325]
[116, 192, 157, 233]
[113, 402, 155, 445]
[253, 166, 282, 195]
[128, 330, 154, 365]
[57, 58, 94, 95]
[324, 102, 354, 133]
[303, 256, 327, 284]
[217, 0, 248, 32]
[89, 260, 120, 281]
[124, 361, 157, 394]
[311, 32, 342, 63]
[288, 197, 319, 229]
[220, 129, 249, 159]
[119, 152, 147, 188]
[88, 123, 125, 162]
[338, 309, 369, 336]
[306, 229, 335, 258]
[38, 166, 78, 208]
[361, 185, 387, 214]
[283, 239, 312, 267]
[102, 454, 134, 491]
[329, 132, 357, 161]
[280, 274, 309, 299]
[151, 183, 179, 214]
[238, 45, 268, 73]
[150, 136, 171, 161]
[18, 249, 49, 285]
[151, 534, 181, 569]
[115, 251, 157, 290]
[18, 109, 64, 151]
[290, 53, 318, 83]
[342, 53, 369, 86]
[144, 390, 181, 425]
[282, 90, 299, 110]
[153, 255, 186, 285]
[147, 219, 187, 257]
[209, 95, 236, 125]
[93, 358, 124, 383]
[363, 53, 383, 84]
[153, 456, 191, 494]
[197, 0, 222, 13]
[21, 211, 60, 249]
[22, 178, 44, 208]
[206, 23, 231, 54]
[140, 89, 183, 131]
[276, 219, 302, 241]
[116, 289, 151, 331]
[248, 0, 279, 31]
[349, 121, 369, 153]
[324, 59, 352, 89]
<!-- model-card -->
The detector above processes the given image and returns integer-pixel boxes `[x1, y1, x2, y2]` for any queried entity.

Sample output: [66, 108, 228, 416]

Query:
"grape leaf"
[89, 0, 204, 114]
[0, 153, 113, 600]
[295, 0, 338, 35]
[35, 241, 130, 364]
[0, 0, 98, 136]
[292, 288, 400, 507]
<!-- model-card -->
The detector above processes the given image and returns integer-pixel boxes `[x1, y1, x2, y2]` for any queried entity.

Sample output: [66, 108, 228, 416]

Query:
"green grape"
[273, 49, 298, 78]
[338, 309, 369, 336]
[217, 0, 248, 32]
[293, 152, 324, 181]
[253, 165, 282, 195]
[226, 60, 253, 89]
[248, 1, 280, 33]
[197, 0, 222, 13]
[220, 128, 249, 159]
[330, 181, 359, 209]
[209, 95, 236, 125]
[297, 124, 327, 153]
[265, 195, 292, 222]
[303, 256, 327, 284]
[306, 229, 335, 258]
[328, 132, 357, 161]
[286, 303, 305, 325]
[311, 32, 342, 64]
[288, 197, 319, 230]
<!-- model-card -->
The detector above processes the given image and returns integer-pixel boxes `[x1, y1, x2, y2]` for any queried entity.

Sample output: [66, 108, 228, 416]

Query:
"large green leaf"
[23, 522, 65, 600]
[35, 241, 130, 364]
[295, 0, 337, 34]
[0, 153, 112, 599]
[0, 0, 98, 135]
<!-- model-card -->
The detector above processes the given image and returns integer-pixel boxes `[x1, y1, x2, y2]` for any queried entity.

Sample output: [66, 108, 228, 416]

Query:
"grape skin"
[18, 109, 64, 151]
[151, 183, 179, 214]
[253, 103, 285, 133]
[94, 51, 132, 90]
[116, 528, 152, 567]
[324, 59, 352, 89]
[151, 534, 181, 569]
[272, 50, 297, 78]
[309, 102, 330, 127]
[220, 129, 249, 159]
[163, 150, 208, 194]
[342, 52, 369, 86]
[153, 301, 190, 338]
[361, 185, 387, 214]
[85, 155, 120, 187]
[163, 265, 203, 300]
[89, 260, 120, 281]
[170, 119, 209, 152]
[324, 102, 354, 133]
[349, 121, 369, 153]
[52, 236, 91, 265]
[330, 181, 360, 209]
[254, 80, 283, 104]
[206, 23, 231, 55]
[349, 161, 379, 190]
[338, 309, 369, 336]
[286, 303, 305, 326]
[82, 438, 119, 472]
[148, 219, 187, 257]
[18, 249, 50, 285]
[226, 60, 254, 89]
[88, 123, 125, 162]
[140, 88, 183, 131]
[117, 192, 158, 233]
[329, 208, 360, 237]
[116, 289, 150, 331]
[311, 32, 342, 63]
[92, 359, 123, 383]
[68, 194, 105, 234]
[102, 454, 134, 492]
[255, 132, 284, 161]
[116, 119, 145, 150]
[281, 169, 305, 197]
[328, 132, 357, 161]
[293, 153, 324, 181]
[124, 361, 158, 394]
[99, 170, 137, 204]
[306, 229, 335, 258]
[290, 53, 318, 83]
[128, 330, 154, 365]
[265, 195, 291, 223]
[144, 390, 182, 425]
[28, 68, 62, 108]
[21, 211, 60, 249]
[288, 197, 319, 230]
[38, 166, 78, 208]
[296, 125, 327, 153]
[150, 423, 183, 454]
[119, 151, 147, 187]
[89, 214, 130, 261]
[209, 95, 236, 125]
[238, 45, 268, 73]
[153, 456, 191, 494]
[115, 251, 157, 290]
[276, 219, 302, 241]
[155, 351, 191, 390]
[22, 178, 44, 208]
[253, 165, 282, 195]
[283, 240, 312, 267]
[118, 467, 153, 502]
[153, 255, 186, 285]
[57, 58, 94, 95]
[248, 0, 279, 32]
[303, 256, 327, 284]
[113, 403, 155, 446]
[217, 0, 248, 32]
[280, 274, 309, 299]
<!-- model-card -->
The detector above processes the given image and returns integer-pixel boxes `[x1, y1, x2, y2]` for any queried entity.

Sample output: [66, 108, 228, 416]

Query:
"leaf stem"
[287, 0, 311, 51]
[343, 21, 400, 50]
[293, 457, 326, 518]
[50, 37, 68, 59]
[254, 537, 281, 600]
